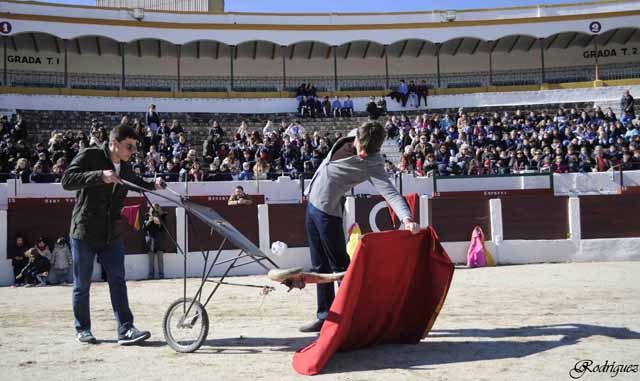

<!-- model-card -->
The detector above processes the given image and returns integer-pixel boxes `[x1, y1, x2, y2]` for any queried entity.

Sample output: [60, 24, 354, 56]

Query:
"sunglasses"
[121, 142, 138, 152]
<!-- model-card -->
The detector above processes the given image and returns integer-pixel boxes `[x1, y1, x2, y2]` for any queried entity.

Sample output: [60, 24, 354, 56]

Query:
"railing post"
[120, 42, 125, 91]
[436, 43, 441, 88]
[229, 45, 235, 92]
[539, 38, 545, 85]
[333, 45, 338, 91]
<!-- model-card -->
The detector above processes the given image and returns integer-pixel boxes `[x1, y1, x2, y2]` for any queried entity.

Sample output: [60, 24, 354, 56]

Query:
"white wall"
[181, 56, 230, 76]
[388, 55, 437, 75]
[440, 52, 490, 73]
[235, 57, 281, 77]
[286, 58, 333, 77]
[337, 57, 385, 76]
[493, 48, 542, 71]
[68, 53, 121, 75]
[4, 84, 639, 113]
[125, 55, 177, 76]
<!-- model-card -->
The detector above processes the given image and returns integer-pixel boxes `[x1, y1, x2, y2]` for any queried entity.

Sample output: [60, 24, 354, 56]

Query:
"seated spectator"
[169, 119, 184, 136]
[49, 237, 72, 285]
[285, 120, 305, 142]
[17, 247, 51, 287]
[29, 163, 54, 183]
[178, 160, 192, 182]
[299, 96, 311, 118]
[172, 134, 189, 160]
[219, 164, 233, 181]
[13, 158, 31, 183]
[205, 163, 221, 181]
[321, 96, 332, 118]
[228, 185, 253, 206]
[253, 157, 270, 180]
[377, 97, 388, 115]
[189, 161, 205, 182]
[238, 161, 254, 180]
[385, 116, 400, 139]
[366, 97, 381, 120]
[236, 121, 250, 140]
[263, 120, 276, 138]
[593, 145, 611, 172]
[331, 96, 342, 118]
[342, 95, 354, 117]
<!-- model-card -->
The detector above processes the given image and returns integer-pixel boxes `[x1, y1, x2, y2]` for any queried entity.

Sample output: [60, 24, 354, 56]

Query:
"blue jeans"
[306, 203, 350, 321]
[71, 239, 134, 335]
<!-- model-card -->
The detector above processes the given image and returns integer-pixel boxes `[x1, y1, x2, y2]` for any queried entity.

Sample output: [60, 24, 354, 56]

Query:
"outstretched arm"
[369, 161, 420, 234]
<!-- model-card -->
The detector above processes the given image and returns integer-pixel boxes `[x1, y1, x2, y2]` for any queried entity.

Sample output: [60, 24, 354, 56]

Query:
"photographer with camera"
[144, 203, 166, 280]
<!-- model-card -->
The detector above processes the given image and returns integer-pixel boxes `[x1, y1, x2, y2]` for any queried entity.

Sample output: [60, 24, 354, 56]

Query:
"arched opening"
[5, 32, 66, 88]
[67, 35, 122, 90]
[233, 40, 281, 92]
[122, 38, 180, 91]
[181, 40, 231, 92]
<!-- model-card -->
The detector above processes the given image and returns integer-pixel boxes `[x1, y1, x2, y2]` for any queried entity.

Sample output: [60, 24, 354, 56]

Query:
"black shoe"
[117, 327, 151, 346]
[76, 330, 97, 344]
[299, 319, 324, 333]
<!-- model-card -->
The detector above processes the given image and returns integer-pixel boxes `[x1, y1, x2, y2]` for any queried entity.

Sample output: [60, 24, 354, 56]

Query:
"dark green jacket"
[61, 144, 154, 248]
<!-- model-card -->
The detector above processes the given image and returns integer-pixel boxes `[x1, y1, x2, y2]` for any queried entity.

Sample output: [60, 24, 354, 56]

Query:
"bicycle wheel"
[163, 297, 209, 353]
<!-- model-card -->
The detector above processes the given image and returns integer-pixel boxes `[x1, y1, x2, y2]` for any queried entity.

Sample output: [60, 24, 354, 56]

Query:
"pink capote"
[292, 227, 454, 375]
[466, 226, 487, 267]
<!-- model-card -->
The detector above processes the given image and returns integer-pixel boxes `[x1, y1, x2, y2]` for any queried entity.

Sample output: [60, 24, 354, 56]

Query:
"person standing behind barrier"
[621, 90, 635, 120]
[9, 235, 29, 287]
[145, 104, 160, 134]
[49, 237, 73, 285]
[300, 121, 420, 333]
[62, 123, 165, 345]
[144, 203, 166, 280]
[227, 185, 253, 206]
[417, 80, 429, 108]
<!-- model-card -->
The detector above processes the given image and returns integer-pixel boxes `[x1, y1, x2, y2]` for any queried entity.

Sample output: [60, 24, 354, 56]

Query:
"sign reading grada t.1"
[7, 55, 61, 65]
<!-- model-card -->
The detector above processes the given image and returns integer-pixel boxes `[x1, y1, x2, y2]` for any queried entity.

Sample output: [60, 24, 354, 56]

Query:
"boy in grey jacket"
[300, 121, 419, 332]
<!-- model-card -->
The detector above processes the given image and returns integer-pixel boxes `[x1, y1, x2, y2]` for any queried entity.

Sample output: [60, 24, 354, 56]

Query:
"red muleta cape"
[293, 226, 454, 375]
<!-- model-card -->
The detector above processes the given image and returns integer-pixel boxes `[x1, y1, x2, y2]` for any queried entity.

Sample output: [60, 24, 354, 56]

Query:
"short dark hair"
[109, 124, 138, 142]
[357, 122, 386, 154]
[235, 185, 244, 191]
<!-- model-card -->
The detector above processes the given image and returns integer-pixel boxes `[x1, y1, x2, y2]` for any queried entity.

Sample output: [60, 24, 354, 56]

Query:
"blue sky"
[43, 0, 594, 12]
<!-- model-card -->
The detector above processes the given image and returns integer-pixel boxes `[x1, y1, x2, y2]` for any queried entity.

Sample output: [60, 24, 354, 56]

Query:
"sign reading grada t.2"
[0, 21, 11, 34]
[589, 21, 602, 34]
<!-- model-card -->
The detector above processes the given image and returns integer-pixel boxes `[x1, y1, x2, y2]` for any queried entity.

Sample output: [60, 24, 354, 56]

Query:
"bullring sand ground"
[1, 261, 639, 380]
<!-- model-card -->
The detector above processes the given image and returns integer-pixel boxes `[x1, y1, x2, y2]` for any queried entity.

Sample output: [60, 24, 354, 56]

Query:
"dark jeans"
[71, 238, 134, 335]
[306, 203, 350, 321]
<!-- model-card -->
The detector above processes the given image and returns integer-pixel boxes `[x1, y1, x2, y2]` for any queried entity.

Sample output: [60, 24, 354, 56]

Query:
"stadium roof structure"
[1, 0, 639, 50]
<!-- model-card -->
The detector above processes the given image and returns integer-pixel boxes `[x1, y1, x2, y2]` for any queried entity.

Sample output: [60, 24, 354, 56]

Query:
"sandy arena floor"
[1, 261, 639, 381]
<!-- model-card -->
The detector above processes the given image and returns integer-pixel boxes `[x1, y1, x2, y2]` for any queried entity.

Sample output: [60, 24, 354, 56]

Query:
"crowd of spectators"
[0, 104, 348, 183]
[0, 90, 638, 184]
[388, 90, 639, 176]
[10, 235, 72, 287]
